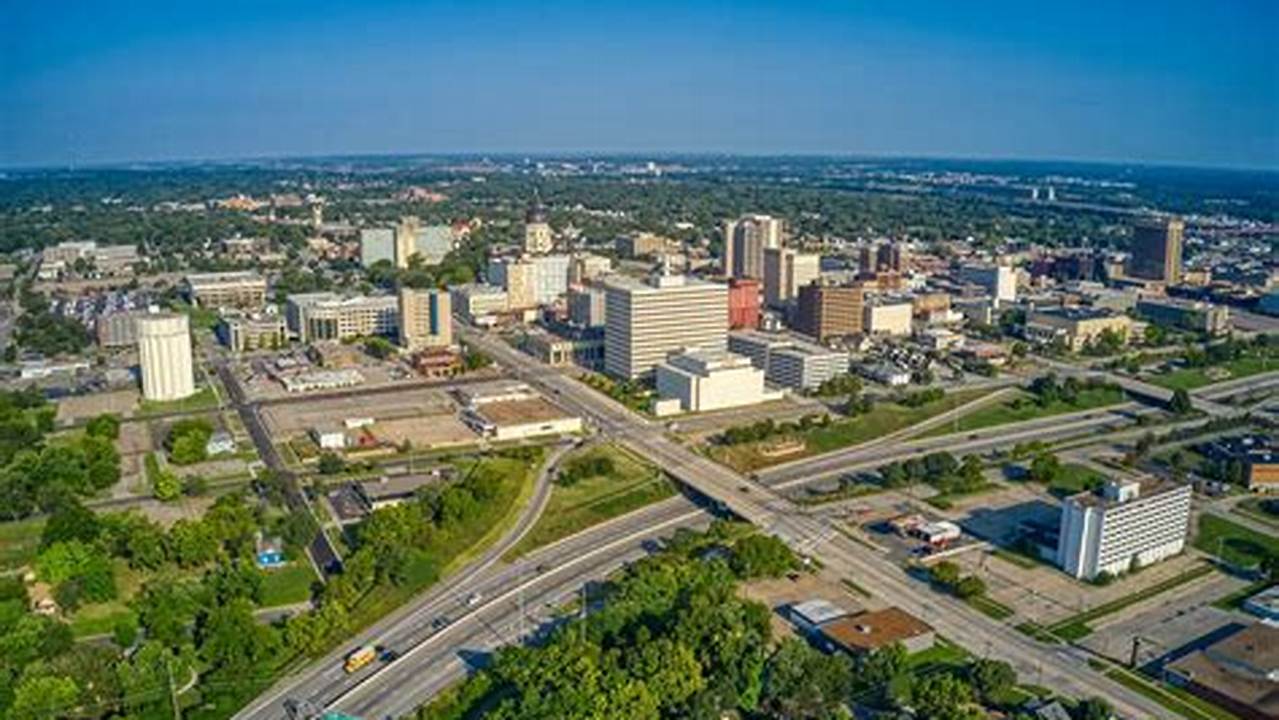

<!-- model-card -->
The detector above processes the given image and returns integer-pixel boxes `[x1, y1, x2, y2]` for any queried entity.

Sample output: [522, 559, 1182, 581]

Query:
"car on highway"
[466, 592, 483, 607]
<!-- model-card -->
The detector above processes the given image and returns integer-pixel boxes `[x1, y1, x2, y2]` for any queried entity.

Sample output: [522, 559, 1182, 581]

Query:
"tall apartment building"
[603, 273, 728, 379]
[795, 283, 863, 342]
[137, 313, 195, 402]
[763, 247, 821, 307]
[285, 292, 399, 343]
[959, 264, 1017, 303]
[524, 198, 554, 254]
[487, 257, 538, 309]
[728, 330, 849, 391]
[568, 285, 607, 328]
[398, 287, 453, 350]
[1057, 479, 1191, 580]
[722, 214, 783, 279]
[394, 216, 420, 269]
[1127, 217, 1184, 284]
[184, 271, 267, 309]
[728, 278, 761, 329]
[858, 242, 906, 275]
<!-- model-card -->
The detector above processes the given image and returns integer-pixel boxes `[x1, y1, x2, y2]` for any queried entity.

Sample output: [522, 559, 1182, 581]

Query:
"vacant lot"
[56, 389, 139, 424]
[508, 444, 674, 558]
[923, 387, 1128, 437]
[1193, 514, 1279, 570]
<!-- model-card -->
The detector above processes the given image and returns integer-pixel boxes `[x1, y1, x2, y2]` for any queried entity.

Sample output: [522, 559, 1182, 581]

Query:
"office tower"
[524, 197, 554, 254]
[360, 228, 395, 266]
[394, 216, 421, 269]
[722, 214, 783, 279]
[959, 264, 1017, 303]
[136, 313, 195, 401]
[487, 257, 538, 309]
[285, 292, 399, 343]
[569, 285, 607, 327]
[1057, 479, 1191, 580]
[795, 282, 863, 343]
[1127, 217, 1184, 284]
[398, 287, 452, 350]
[763, 247, 821, 307]
[603, 273, 728, 379]
[727, 278, 761, 329]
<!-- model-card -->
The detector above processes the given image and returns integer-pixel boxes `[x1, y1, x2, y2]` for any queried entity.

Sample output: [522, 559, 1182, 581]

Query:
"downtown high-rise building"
[722, 214, 783, 279]
[602, 273, 728, 379]
[398, 287, 453, 350]
[795, 282, 864, 343]
[763, 247, 821, 307]
[1126, 217, 1184, 284]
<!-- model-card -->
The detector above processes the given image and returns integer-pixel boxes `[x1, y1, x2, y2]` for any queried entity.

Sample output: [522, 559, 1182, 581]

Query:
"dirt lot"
[56, 390, 139, 424]
[370, 415, 476, 448]
[261, 386, 460, 436]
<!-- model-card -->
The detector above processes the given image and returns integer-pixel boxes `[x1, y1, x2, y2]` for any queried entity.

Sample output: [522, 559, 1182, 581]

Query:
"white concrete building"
[285, 292, 399, 343]
[359, 227, 395, 266]
[137, 313, 195, 401]
[531, 254, 571, 304]
[960, 264, 1017, 304]
[603, 273, 728, 379]
[450, 284, 509, 324]
[862, 300, 914, 336]
[655, 349, 781, 414]
[1056, 479, 1192, 580]
[728, 330, 849, 391]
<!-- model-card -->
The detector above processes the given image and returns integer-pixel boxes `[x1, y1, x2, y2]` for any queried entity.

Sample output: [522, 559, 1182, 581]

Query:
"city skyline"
[3, 0, 1276, 169]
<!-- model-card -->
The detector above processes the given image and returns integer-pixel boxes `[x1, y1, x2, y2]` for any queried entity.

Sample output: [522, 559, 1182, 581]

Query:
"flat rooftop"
[472, 397, 573, 426]
[1166, 623, 1279, 718]
[820, 607, 933, 653]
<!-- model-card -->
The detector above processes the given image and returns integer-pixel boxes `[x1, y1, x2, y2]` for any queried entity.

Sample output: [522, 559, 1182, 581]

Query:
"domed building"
[523, 195, 553, 254]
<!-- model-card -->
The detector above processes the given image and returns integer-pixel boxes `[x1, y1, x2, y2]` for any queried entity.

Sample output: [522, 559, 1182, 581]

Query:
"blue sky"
[2, 0, 1276, 168]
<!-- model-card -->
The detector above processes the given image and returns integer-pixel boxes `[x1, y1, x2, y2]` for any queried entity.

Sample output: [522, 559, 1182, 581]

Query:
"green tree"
[1028, 453, 1062, 484]
[969, 658, 1016, 702]
[729, 534, 797, 579]
[954, 575, 987, 599]
[84, 413, 121, 440]
[9, 674, 80, 720]
[1169, 388, 1193, 415]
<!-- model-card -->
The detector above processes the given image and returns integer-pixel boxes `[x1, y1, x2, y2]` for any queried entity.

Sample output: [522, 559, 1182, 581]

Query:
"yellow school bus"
[343, 645, 377, 673]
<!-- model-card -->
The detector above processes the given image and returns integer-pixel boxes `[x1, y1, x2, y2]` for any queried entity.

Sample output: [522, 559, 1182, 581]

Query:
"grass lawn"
[507, 444, 674, 559]
[1045, 563, 1215, 640]
[260, 563, 319, 607]
[137, 386, 220, 416]
[966, 594, 1015, 620]
[0, 516, 46, 571]
[1047, 463, 1108, 497]
[907, 637, 971, 674]
[708, 388, 991, 472]
[1148, 355, 1278, 391]
[925, 481, 999, 509]
[70, 603, 136, 638]
[1193, 514, 1279, 571]
[579, 373, 653, 416]
[923, 386, 1129, 438]
[1233, 497, 1279, 529]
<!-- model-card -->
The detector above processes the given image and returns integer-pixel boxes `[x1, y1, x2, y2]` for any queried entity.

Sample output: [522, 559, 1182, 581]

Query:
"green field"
[260, 563, 319, 607]
[508, 444, 674, 559]
[922, 386, 1128, 438]
[1193, 514, 1279, 571]
[708, 388, 991, 472]
[1233, 497, 1279, 528]
[137, 386, 220, 416]
[0, 516, 46, 571]
[1148, 356, 1278, 391]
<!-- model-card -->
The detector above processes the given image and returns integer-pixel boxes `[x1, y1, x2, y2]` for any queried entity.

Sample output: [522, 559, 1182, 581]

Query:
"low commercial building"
[788, 599, 852, 636]
[285, 292, 398, 343]
[1025, 306, 1132, 352]
[819, 608, 935, 656]
[278, 369, 365, 393]
[460, 395, 583, 441]
[520, 327, 605, 370]
[1164, 623, 1279, 720]
[1056, 478, 1191, 580]
[311, 425, 347, 450]
[40, 241, 139, 277]
[1246, 450, 1279, 493]
[96, 310, 147, 348]
[450, 284, 509, 324]
[1136, 297, 1231, 335]
[654, 348, 782, 414]
[355, 469, 453, 510]
[219, 312, 287, 352]
[862, 299, 913, 336]
[728, 329, 848, 391]
[184, 271, 268, 309]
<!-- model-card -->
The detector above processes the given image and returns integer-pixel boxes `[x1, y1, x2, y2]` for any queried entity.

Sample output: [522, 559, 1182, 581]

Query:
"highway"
[234, 436, 645, 720]
[434, 327, 1175, 720]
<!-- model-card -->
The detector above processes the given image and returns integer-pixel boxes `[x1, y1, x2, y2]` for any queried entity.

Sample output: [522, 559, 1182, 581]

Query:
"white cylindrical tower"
[137, 313, 195, 401]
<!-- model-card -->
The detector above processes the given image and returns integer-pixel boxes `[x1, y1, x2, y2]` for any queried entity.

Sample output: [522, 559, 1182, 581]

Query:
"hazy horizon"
[4, 1, 1276, 170]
